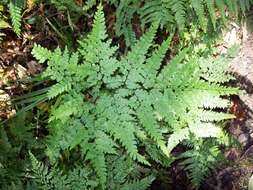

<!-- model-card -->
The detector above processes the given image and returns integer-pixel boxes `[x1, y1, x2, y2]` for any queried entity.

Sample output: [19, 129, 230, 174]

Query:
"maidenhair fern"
[32, 5, 239, 189]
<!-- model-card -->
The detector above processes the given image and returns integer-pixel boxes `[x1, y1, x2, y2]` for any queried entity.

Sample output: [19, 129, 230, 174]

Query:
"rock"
[225, 148, 241, 161]
[238, 133, 249, 146]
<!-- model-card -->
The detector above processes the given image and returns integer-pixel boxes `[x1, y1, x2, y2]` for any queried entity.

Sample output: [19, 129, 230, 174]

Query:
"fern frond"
[189, 122, 223, 138]
[30, 151, 99, 190]
[168, 0, 186, 31]
[205, 0, 216, 29]
[199, 110, 235, 121]
[179, 141, 222, 189]
[86, 148, 107, 189]
[167, 128, 190, 153]
[83, 0, 97, 11]
[31, 5, 239, 188]
[143, 139, 173, 167]
[31, 44, 53, 63]
[125, 23, 157, 67]
[29, 152, 52, 189]
[191, 0, 207, 30]
[140, 0, 174, 29]
[108, 122, 149, 165]
[114, 0, 139, 47]
[47, 81, 72, 99]
[121, 175, 155, 190]
[8, 0, 23, 36]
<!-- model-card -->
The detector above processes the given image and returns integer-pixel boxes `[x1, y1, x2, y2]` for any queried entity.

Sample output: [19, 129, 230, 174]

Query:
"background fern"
[0, 113, 44, 189]
[179, 139, 224, 189]
[49, 0, 253, 47]
[8, 0, 23, 36]
[30, 152, 155, 190]
[105, 0, 253, 46]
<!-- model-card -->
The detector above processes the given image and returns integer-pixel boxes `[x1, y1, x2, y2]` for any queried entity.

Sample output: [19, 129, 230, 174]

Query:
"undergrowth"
[51, 0, 252, 46]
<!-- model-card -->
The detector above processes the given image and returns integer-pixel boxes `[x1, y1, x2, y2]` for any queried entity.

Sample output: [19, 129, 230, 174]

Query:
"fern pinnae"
[121, 175, 155, 190]
[31, 44, 53, 63]
[114, 0, 138, 47]
[86, 148, 107, 189]
[9, 0, 23, 36]
[179, 141, 222, 189]
[205, 0, 216, 29]
[191, 0, 207, 29]
[168, 0, 186, 31]
[125, 23, 158, 65]
[140, 0, 174, 29]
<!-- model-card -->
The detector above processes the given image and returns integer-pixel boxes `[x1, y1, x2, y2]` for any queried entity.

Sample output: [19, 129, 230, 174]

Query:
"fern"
[114, 0, 253, 44]
[191, 0, 207, 30]
[114, 0, 140, 47]
[29, 152, 52, 189]
[30, 152, 154, 190]
[0, 113, 42, 189]
[8, 0, 23, 36]
[139, 0, 174, 29]
[83, 0, 98, 11]
[121, 175, 155, 190]
[167, 0, 187, 31]
[106, 155, 154, 190]
[31, 5, 239, 189]
[179, 140, 223, 189]
[29, 152, 99, 190]
[50, 0, 83, 13]
[47, 0, 253, 46]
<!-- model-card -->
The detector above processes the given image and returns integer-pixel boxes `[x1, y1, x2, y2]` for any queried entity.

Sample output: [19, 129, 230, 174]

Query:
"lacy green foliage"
[50, 0, 253, 46]
[0, 113, 43, 189]
[113, 0, 253, 45]
[144, 0, 252, 30]
[50, 0, 83, 14]
[114, 0, 140, 46]
[8, 0, 24, 36]
[179, 140, 223, 189]
[32, 5, 239, 189]
[29, 152, 99, 190]
[106, 155, 155, 190]
[30, 152, 154, 190]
